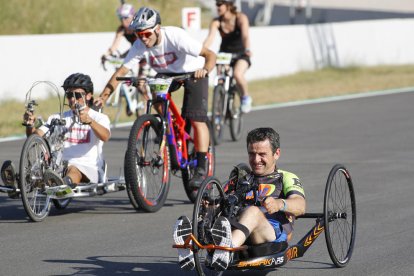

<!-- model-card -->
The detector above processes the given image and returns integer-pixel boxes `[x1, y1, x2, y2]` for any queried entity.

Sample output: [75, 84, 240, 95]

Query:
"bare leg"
[65, 165, 89, 184]
[191, 121, 209, 152]
[233, 59, 250, 98]
[232, 206, 276, 247]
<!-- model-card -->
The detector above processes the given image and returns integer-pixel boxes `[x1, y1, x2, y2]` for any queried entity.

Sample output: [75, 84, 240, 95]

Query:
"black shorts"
[231, 53, 251, 68]
[181, 77, 209, 122]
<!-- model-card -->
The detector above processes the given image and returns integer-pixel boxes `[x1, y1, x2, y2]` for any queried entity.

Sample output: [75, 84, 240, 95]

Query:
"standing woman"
[203, 0, 253, 113]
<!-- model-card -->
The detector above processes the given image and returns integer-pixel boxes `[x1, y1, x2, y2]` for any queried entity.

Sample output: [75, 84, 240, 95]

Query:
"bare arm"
[95, 65, 130, 107]
[203, 19, 220, 49]
[263, 194, 306, 217]
[105, 27, 125, 56]
[194, 47, 217, 79]
[238, 13, 252, 56]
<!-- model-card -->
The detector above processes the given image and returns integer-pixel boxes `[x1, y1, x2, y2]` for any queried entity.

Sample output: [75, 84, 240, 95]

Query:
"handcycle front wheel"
[193, 176, 226, 276]
[18, 134, 52, 222]
[211, 84, 227, 145]
[324, 164, 357, 267]
[124, 114, 170, 213]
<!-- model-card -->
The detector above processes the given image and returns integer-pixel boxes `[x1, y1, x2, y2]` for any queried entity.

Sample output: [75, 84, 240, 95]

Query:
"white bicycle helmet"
[117, 3, 135, 19]
[129, 7, 161, 32]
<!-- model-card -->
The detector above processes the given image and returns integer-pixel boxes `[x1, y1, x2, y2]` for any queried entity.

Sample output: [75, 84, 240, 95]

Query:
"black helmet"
[62, 73, 93, 93]
[129, 7, 161, 32]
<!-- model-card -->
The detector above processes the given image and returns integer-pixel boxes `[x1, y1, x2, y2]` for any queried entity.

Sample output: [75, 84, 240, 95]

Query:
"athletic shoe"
[173, 216, 195, 270]
[211, 216, 232, 271]
[241, 95, 252, 113]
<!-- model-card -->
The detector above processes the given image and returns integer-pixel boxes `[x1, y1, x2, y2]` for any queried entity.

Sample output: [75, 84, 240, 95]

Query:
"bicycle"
[102, 55, 148, 126]
[116, 74, 215, 212]
[174, 163, 356, 275]
[210, 52, 244, 145]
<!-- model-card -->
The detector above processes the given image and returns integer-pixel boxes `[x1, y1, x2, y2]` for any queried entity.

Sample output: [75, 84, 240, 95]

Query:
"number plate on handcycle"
[148, 78, 172, 95]
[216, 52, 233, 65]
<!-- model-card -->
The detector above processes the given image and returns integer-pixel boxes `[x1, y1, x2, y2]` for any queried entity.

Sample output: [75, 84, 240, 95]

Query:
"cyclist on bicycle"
[95, 7, 216, 188]
[23, 73, 111, 188]
[173, 127, 306, 270]
[101, 2, 152, 114]
[203, 0, 253, 113]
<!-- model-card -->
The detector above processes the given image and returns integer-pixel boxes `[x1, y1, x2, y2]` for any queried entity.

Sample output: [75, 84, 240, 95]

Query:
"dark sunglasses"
[118, 16, 130, 20]
[66, 92, 85, 100]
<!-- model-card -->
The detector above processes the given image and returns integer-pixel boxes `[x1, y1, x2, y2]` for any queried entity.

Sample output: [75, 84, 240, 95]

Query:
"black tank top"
[218, 14, 244, 53]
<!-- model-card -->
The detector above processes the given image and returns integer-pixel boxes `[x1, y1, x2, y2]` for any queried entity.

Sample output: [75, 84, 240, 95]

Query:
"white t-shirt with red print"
[39, 108, 111, 183]
[124, 26, 205, 73]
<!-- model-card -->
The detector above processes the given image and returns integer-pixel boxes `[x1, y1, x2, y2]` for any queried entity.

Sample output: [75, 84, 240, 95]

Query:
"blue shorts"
[268, 219, 287, 243]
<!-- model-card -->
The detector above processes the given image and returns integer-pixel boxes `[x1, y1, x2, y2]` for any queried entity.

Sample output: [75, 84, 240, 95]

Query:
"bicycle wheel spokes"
[229, 86, 243, 141]
[125, 115, 170, 212]
[19, 134, 51, 222]
[324, 164, 356, 267]
[193, 177, 225, 276]
[211, 84, 226, 145]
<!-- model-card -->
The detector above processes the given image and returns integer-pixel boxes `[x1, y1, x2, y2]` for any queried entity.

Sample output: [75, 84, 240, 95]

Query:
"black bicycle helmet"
[62, 73, 94, 93]
[129, 7, 161, 32]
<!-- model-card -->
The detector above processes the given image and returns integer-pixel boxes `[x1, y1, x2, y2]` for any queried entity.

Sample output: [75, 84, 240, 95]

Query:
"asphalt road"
[1, 91, 414, 275]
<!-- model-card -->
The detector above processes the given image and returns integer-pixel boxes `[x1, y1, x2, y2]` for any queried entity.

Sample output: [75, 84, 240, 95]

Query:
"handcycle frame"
[211, 52, 244, 145]
[116, 74, 215, 212]
[173, 163, 356, 274]
[0, 81, 127, 222]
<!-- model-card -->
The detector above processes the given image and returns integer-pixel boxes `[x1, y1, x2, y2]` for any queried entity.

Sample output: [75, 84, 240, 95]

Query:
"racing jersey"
[245, 168, 305, 234]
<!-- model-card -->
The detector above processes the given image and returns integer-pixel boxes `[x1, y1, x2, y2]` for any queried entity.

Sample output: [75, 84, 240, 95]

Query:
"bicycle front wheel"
[228, 85, 243, 141]
[18, 134, 52, 222]
[324, 164, 356, 267]
[211, 84, 227, 145]
[124, 115, 170, 212]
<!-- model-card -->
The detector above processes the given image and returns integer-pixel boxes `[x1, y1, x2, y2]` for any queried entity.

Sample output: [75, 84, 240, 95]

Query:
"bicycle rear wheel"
[211, 84, 227, 145]
[193, 177, 225, 276]
[324, 164, 356, 267]
[124, 115, 170, 212]
[18, 134, 52, 222]
[228, 85, 243, 141]
[182, 121, 216, 203]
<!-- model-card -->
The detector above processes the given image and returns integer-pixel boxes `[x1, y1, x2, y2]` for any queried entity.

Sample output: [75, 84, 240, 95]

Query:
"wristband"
[280, 199, 287, 212]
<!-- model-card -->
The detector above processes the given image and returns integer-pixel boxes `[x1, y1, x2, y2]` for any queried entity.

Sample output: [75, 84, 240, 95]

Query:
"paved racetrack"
[1, 91, 414, 275]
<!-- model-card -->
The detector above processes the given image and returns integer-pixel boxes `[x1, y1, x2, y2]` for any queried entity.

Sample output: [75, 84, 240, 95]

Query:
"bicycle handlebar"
[116, 73, 195, 86]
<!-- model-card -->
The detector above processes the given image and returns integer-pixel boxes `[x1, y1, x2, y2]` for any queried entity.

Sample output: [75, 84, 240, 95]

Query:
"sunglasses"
[135, 26, 157, 39]
[66, 92, 85, 100]
[118, 16, 130, 20]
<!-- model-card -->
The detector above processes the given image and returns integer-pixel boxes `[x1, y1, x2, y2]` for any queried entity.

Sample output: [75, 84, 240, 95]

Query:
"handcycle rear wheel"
[211, 84, 227, 145]
[228, 85, 243, 142]
[182, 121, 216, 203]
[324, 164, 356, 267]
[124, 114, 170, 212]
[18, 134, 52, 222]
[193, 176, 225, 276]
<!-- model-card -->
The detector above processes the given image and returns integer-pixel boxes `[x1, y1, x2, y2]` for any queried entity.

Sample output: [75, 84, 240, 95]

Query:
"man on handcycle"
[173, 127, 306, 271]
[23, 73, 111, 188]
[95, 7, 216, 188]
